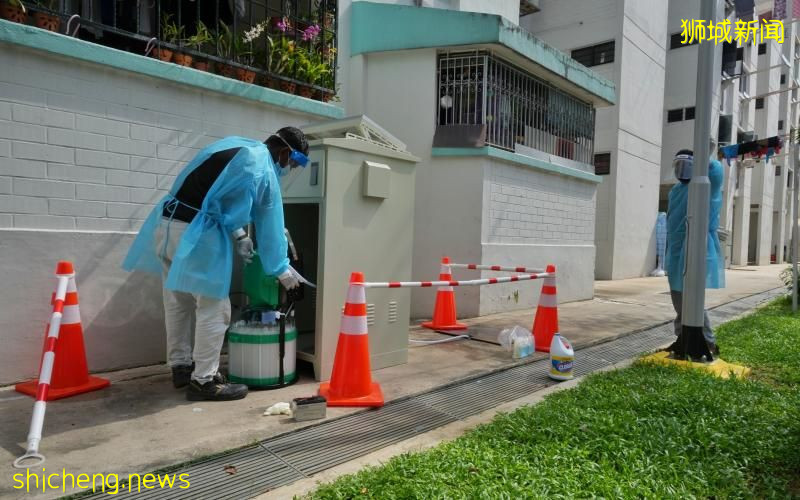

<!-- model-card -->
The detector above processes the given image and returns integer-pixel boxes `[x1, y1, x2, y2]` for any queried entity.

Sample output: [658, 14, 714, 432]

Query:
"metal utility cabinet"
[280, 116, 420, 381]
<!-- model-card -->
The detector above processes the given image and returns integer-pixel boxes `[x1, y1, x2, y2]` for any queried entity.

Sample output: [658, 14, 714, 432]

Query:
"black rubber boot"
[171, 364, 194, 389]
[186, 376, 248, 401]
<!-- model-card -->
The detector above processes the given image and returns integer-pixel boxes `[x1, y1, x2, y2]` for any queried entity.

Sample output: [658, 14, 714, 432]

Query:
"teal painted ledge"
[432, 147, 602, 184]
[0, 20, 344, 119]
[351, 2, 616, 106]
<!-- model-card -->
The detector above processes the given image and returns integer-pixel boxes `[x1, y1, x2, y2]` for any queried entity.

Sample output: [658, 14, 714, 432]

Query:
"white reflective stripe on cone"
[61, 304, 81, 325]
[346, 285, 366, 304]
[438, 286, 454, 292]
[543, 277, 556, 287]
[538, 293, 558, 308]
[38, 352, 56, 386]
[441, 264, 450, 274]
[340, 315, 368, 335]
[66, 277, 78, 293]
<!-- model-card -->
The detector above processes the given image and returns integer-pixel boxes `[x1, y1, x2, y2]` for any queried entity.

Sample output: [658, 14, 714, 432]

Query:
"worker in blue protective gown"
[665, 148, 725, 356]
[123, 128, 310, 401]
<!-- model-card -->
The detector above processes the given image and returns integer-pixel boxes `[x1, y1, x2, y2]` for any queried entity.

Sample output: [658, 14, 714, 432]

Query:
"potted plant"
[0, 0, 27, 24]
[316, 65, 338, 102]
[33, 0, 59, 31]
[295, 48, 329, 99]
[232, 32, 255, 83]
[268, 36, 296, 93]
[155, 13, 179, 62]
[215, 22, 237, 78]
[187, 21, 212, 71]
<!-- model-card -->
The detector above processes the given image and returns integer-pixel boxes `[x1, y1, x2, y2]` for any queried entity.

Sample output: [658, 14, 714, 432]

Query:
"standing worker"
[123, 128, 309, 401]
[665, 147, 725, 358]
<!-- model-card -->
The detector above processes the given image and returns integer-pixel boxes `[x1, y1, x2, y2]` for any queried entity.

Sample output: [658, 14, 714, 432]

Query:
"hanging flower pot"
[316, 90, 333, 103]
[172, 52, 193, 67]
[33, 11, 60, 32]
[280, 81, 297, 94]
[235, 68, 256, 84]
[0, 2, 27, 23]
[154, 47, 173, 62]
[262, 77, 279, 90]
[296, 85, 314, 99]
[193, 60, 210, 72]
[218, 63, 237, 79]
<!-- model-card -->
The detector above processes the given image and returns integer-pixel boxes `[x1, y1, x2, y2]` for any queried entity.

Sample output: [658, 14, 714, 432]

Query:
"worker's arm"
[252, 166, 290, 277]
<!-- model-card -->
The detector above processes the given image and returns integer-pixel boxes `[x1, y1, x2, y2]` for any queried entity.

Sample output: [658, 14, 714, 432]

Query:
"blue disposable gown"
[665, 158, 725, 292]
[122, 136, 289, 299]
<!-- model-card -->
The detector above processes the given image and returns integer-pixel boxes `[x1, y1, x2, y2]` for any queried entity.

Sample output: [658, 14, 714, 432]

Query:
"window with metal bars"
[12, 0, 338, 101]
[435, 51, 596, 164]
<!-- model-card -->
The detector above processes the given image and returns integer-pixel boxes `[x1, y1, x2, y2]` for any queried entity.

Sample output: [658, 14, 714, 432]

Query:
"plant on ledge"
[187, 21, 212, 71]
[33, 0, 59, 32]
[0, 0, 27, 24]
[154, 13, 180, 62]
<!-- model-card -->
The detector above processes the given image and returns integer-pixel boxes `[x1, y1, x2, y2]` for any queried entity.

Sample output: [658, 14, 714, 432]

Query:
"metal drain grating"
[79, 288, 785, 500]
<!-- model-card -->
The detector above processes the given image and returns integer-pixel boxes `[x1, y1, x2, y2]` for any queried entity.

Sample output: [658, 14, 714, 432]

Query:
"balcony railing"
[436, 51, 595, 165]
[2, 0, 337, 102]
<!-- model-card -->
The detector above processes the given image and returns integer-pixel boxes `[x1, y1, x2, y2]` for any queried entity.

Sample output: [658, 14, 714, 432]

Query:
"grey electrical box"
[280, 116, 420, 381]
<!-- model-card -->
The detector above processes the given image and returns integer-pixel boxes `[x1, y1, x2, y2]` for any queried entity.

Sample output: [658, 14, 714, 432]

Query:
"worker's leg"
[191, 295, 231, 384]
[703, 309, 718, 351]
[670, 290, 682, 337]
[155, 219, 195, 369]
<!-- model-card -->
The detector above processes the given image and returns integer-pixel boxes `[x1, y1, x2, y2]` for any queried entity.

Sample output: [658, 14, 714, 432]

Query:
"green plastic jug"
[243, 254, 280, 307]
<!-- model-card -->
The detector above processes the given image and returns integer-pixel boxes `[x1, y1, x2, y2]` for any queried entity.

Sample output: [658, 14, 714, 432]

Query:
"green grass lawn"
[308, 297, 800, 499]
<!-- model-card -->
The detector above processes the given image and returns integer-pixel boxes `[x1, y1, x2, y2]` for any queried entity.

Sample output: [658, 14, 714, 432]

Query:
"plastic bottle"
[548, 333, 574, 381]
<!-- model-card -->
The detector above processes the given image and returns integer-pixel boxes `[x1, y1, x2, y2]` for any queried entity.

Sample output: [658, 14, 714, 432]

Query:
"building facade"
[524, 0, 798, 279]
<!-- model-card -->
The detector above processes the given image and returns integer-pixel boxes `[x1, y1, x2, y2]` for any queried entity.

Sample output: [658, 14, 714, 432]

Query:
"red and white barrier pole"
[449, 263, 546, 274]
[13, 263, 74, 469]
[360, 272, 553, 289]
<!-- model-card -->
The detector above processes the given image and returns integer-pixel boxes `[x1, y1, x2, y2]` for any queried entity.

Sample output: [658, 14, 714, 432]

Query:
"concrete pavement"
[0, 266, 784, 498]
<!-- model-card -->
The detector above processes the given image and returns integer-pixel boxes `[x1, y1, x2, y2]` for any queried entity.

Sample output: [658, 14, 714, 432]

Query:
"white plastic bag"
[498, 325, 534, 358]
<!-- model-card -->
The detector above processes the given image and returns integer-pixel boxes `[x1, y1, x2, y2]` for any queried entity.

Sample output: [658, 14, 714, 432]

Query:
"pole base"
[642, 351, 751, 379]
[671, 325, 713, 361]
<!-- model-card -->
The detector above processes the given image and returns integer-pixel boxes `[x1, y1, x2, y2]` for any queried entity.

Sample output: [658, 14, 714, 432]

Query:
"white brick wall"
[0, 47, 318, 232]
[487, 162, 596, 245]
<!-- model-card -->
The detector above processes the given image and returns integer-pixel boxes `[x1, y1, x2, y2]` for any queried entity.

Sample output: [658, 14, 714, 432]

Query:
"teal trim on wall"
[431, 147, 602, 184]
[0, 20, 344, 119]
[350, 2, 616, 105]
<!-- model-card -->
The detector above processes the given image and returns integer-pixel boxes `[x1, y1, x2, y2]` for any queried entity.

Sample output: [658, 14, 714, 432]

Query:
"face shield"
[673, 153, 693, 182]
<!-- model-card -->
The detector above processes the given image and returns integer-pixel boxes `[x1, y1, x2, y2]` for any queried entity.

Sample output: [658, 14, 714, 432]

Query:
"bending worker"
[665, 148, 725, 357]
[123, 127, 309, 401]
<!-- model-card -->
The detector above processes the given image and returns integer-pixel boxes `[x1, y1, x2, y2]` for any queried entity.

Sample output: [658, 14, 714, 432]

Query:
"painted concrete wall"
[0, 44, 320, 385]
[479, 158, 596, 314]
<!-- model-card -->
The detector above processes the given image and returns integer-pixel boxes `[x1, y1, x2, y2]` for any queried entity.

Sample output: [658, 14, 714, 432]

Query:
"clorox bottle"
[548, 333, 574, 381]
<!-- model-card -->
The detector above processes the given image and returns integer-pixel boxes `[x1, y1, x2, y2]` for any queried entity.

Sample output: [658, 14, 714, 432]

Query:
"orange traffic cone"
[422, 256, 467, 331]
[16, 262, 110, 400]
[532, 264, 559, 353]
[319, 272, 384, 407]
